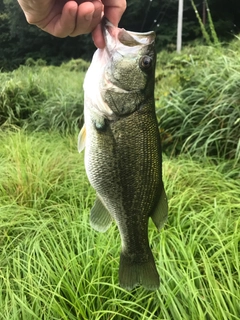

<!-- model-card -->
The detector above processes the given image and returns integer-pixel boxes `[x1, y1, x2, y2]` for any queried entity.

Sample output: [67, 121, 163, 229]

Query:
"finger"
[41, 1, 101, 38]
[70, 1, 103, 37]
[42, 1, 79, 37]
[92, 23, 105, 48]
[92, 0, 126, 48]
[102, 0, 127, 26]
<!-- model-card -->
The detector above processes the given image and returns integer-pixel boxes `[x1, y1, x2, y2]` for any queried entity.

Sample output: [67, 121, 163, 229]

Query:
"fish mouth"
[102, 18, 155, 49]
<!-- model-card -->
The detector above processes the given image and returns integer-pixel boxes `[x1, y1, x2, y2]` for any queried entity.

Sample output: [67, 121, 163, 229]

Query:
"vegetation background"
[0, 0, 239, 319]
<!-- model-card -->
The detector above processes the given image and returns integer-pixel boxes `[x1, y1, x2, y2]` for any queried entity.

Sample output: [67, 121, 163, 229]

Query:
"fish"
[78, 18, 168, 291]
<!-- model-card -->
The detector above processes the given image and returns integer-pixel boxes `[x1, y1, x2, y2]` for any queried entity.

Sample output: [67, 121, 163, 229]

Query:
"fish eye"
[139, 55, 152, 70]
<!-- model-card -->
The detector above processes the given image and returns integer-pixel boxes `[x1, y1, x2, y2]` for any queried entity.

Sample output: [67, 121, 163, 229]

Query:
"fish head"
[103, 19, 156, 93]
[83, 19, 156, 119]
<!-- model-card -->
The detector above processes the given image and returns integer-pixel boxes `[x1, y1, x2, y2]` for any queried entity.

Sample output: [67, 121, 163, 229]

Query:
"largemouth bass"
[78, 19, 168, 291]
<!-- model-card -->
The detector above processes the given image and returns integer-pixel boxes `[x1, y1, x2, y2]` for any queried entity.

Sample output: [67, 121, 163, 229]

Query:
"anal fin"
[151, 183, 168, 230]
[90, 196, 112, 232]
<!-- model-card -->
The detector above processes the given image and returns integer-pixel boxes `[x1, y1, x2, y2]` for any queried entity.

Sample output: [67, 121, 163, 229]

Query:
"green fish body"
[79, 19, 168, 290]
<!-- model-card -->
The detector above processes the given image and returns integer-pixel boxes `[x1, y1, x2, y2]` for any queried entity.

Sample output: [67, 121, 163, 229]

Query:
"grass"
[0, 59, 88, 132]
[0, 129, 239, 319]
[0, 39, 239, 319]
[155, 43, 240, 161]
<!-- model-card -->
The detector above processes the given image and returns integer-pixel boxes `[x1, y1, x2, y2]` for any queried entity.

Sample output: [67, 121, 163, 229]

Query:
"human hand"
[17, 0, 126, 48]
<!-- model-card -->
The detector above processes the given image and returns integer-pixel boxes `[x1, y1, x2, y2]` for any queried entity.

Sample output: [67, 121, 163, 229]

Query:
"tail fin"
[119, 251, 160, 291]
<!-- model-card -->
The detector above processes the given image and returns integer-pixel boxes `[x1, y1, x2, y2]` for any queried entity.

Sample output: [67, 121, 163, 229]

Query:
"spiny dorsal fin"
[151, 184, 168, 230]
[78, 124, 86, 153]
[90, 196, 112, 233]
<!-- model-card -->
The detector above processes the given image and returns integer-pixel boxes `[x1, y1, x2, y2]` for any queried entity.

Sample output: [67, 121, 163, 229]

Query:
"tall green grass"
[156, 43, 240, 162]
[0, 129, 239, 319]
[0, 59, 88, 133]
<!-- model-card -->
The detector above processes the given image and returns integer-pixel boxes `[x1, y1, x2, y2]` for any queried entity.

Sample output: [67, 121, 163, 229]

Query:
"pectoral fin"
[90, 196, 112, 232]
[151, 184, 168, 230]
[78, 124, 86, 153]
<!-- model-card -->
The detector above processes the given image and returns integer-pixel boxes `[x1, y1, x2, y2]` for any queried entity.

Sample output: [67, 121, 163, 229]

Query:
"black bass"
[78, 19, 168, 290]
